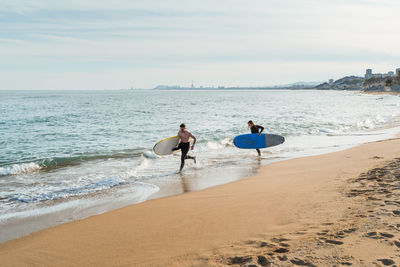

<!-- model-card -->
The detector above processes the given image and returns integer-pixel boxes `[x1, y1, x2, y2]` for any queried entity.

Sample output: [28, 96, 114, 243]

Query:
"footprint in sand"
[279, 242, 290, 247]
[379, 232, 395, 238]
[274, 247, 289, 253]
[278, 255, 288, 261]
[341, 262, 352, 266]
[271, 237, 290, 243]
[343, 228, 357, 234]
[365, 231, 396, 241]
[366, 232, 379, 239]
[290, 258, 317, 267]
[257, 255, 271, 266]
[228, 256, 252, 265]
[334, 231, 345, 238]
[259, 241, 273, 248]
[324, 239, 344, 245]
[377, 258, 395, 266]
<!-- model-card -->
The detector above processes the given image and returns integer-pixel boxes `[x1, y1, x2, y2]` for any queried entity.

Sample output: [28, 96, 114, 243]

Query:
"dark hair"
[180, 123, 186, 128]
[248, 120, 254, 125]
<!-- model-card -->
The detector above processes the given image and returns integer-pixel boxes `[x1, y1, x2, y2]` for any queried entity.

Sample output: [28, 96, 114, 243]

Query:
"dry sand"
[1, 137, 400, 266]
[361, 91, 400, 96]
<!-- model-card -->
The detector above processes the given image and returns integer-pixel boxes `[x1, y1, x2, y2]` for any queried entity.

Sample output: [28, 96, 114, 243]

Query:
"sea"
[1, 89, 400, 242]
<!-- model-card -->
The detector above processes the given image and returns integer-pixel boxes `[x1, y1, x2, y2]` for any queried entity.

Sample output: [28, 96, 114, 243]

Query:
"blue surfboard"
[234, 133, 285, 149]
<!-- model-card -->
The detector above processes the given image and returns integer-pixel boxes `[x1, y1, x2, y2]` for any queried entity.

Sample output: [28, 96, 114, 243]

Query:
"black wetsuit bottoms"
[173, 142, 194, 170]
[178, 142, 190, 158]
[251, 125, 264, 155]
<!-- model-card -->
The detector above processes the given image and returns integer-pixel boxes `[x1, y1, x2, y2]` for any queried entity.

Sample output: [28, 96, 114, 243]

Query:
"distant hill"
[314, 72, 400, 93]
[314, 76, 364, 90]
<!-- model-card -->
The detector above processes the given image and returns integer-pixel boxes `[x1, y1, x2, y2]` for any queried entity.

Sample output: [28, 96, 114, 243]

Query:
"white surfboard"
[153, 136, 180, 155]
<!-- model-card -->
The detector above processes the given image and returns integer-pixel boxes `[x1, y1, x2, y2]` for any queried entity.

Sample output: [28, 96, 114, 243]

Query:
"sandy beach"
[1, 137, 400, 266]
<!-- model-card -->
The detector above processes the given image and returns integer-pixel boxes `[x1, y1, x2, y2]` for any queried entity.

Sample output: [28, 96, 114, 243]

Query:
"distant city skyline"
[1, 0, 400, 90]
[156, 67, 400, 89]
[364, 68, 400, 79]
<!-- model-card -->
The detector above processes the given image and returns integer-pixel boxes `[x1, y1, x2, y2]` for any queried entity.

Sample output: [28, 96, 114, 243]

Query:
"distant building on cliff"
[365, 68, 397, 79]
[365, 69, 373, 79]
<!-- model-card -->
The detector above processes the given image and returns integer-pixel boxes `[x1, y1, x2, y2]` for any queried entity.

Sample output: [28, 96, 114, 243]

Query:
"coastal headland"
[154, 68, 400, 93]
[1, 136, 400, 266]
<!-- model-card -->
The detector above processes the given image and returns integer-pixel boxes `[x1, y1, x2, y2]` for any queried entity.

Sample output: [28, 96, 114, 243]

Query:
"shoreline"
[2, 124, 399, 244]
[360, 90, 400, 96]
[1, 135, 400, 266]
[2, 89, 400, 246]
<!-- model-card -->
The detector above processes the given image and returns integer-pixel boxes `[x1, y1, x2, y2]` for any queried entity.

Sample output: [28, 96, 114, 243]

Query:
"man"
[173, 123, 197, 172]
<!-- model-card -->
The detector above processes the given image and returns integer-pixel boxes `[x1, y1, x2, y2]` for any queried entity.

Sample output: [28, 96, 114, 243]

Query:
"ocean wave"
[39, 151, 143, 169]
[0, 150, 144, 176]
[203, 138, 233, 151]
[12, 177, 126, 203]
[128, 157, 150, 178]
[0, 162, 42, 176]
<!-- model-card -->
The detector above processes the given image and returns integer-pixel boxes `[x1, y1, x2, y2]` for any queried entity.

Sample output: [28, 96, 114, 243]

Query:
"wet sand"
[1, 137, 400, 266]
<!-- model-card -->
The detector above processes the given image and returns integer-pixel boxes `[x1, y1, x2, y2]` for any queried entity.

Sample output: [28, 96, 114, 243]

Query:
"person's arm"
[257, 125, 264, 135]
[190, 133, 197, 150]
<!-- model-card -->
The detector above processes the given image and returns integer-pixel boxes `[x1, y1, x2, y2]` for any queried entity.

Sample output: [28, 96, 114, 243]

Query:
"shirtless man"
[172, 123, 197, 172]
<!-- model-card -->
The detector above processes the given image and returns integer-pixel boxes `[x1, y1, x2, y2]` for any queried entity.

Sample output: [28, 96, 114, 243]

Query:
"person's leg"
[180, 154, 185, 172]
[173, 142, 183, 152]
[256, 149, 261, 156]
[180, 143, 189, 172]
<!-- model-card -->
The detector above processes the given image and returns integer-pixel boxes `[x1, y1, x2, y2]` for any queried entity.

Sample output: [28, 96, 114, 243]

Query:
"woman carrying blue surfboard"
[233, 122, 284, 153]
[248, 120, 264, 156]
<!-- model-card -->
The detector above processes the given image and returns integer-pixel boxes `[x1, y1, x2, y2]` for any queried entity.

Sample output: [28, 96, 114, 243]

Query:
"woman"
[248, 120, 264, 156]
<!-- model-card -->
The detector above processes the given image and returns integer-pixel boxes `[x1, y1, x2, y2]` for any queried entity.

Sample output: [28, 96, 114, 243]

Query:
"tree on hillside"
[364, 77, 374, 86]
[386, 77, 393, 86]
[363, 77, 377, 86]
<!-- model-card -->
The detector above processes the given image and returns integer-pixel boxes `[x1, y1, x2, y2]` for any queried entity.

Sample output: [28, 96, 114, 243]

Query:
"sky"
[0, 0, 399, 90]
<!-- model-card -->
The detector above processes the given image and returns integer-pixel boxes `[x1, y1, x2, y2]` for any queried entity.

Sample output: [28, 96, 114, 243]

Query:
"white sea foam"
[206, 141, 224, 150]
[0, 182, 158, 223]
[220, 138, 232, 145]
[143, 150, 157, 158]
[0, 162, 41, 176]
[12, 176, 126, 203]
[0, 182, 159, 243]
[128, 156, 150, 178]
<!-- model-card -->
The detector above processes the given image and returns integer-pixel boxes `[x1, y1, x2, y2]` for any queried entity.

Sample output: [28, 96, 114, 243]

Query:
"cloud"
[0, 0, 399, 89]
